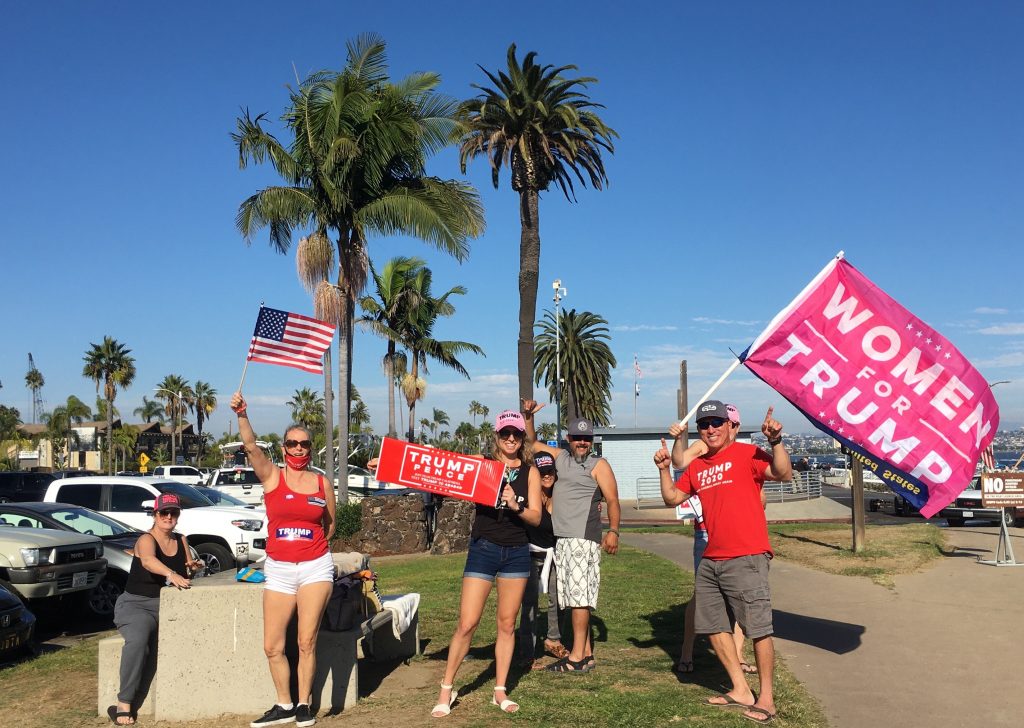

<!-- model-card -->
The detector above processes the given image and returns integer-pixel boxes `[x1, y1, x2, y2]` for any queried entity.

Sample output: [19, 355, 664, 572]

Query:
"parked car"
[206, 467, 264, 505]
[939, 477, 1022, 527]
[151, 465, 205, 486]
[0, 582, 36, 660]
[0, 519, 106, 601]
[195, 485, 260, 510]
[0, 471, 55, 503]
[0, 502, 143, 618]
[46, 470, 101, 480]
[42, 476, 267, 574]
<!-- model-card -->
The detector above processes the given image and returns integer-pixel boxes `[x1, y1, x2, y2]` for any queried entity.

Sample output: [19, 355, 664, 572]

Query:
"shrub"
[334, 501, 362, 539]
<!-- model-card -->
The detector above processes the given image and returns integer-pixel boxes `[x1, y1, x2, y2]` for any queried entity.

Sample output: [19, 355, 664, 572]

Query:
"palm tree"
[396, 267, 484, 442]
[43, 396, 93, 469]
[459, 45, 617, 403]
[454, 421, 476, 453]
[536, 421, 558, 443]
[477, 420, 494, 454]
[468, 400, 484, 426]
[418, 418, 432, 444]
[133, 396, 165, 423]
[534, 308, 617, 425]
[432, 408, 449, 440]
[287, 387, 325, 432]
[193, 381, 217, 464]
[359, 256, 428, 438]
[351, 400, 371, 434]
[112, 425, 139, 472]
[234, 34, 485, 501]
[94, 397, 119, 423]
[83, 337, 136, 474]
[24, 366, 44, 424]
[155, 375, 194, 464]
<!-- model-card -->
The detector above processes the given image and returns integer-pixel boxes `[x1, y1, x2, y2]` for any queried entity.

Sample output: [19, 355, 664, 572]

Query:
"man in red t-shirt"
[654, 400, 791, 725]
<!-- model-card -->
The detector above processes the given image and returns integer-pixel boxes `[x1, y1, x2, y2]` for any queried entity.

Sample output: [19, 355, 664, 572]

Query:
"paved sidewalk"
[624, 526, 1024, 728]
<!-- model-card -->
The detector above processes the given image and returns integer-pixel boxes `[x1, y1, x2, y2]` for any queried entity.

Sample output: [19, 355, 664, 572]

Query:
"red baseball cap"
[154, 493, 182, 512]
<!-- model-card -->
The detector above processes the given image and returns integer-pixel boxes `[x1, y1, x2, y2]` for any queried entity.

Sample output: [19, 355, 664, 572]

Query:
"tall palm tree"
[44, 395, 93, 469]
[432, 408, 449, 440]
[155, 375, 194, 464]
[396, 267, 484, 441]
[418, 418, 432, 444]
[459, 45, 617, 403]
[83, 337, 136, 474]
[534, 308, 617, 425]
[287, 387, 325, 432]
[234, 34, 485, 501]
[193, 381, 217, 464]
[359, 256, 428, 438]
[133, 396, 166, 423]
[94, 397, 119, 423]
[24, 366, 44, 424]
[468, 400, 483, 426]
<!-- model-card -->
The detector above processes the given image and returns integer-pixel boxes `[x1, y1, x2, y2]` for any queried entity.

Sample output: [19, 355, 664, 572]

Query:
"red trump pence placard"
[375, 438, 505, 507]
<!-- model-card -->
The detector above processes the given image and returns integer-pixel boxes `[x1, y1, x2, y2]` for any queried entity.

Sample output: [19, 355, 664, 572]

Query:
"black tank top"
[525, 506, 555, 550]
[471, 462, 531, 546]
[125, 533, 188, 598]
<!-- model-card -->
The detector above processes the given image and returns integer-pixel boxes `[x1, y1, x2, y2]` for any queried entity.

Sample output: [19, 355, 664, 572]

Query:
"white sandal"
[491, 686, 519, 713]
[430, 683, 458, 718]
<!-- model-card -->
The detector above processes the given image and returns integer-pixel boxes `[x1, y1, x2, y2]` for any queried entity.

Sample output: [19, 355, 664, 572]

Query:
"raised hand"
[520, 398, 545, 417]
[668, 422, 684, 439]
[762, 406, 783, 440]
[230, 392, 247, 414]
[654, 438, 672, 470]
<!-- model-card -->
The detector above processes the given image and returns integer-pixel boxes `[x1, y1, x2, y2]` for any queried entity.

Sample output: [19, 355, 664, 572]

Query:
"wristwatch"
[768, 437, 783, 447]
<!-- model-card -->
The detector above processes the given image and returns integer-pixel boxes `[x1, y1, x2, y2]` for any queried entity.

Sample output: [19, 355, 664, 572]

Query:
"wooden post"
[850, 457, 866, 553]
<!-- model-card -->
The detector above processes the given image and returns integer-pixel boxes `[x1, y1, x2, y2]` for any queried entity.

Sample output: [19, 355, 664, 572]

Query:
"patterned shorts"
[555, 538, 601, 609]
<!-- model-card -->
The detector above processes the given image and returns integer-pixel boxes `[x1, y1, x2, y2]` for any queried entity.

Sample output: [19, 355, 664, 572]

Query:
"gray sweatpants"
[113, 592, 160, 704]
[516, 553, 562, 659]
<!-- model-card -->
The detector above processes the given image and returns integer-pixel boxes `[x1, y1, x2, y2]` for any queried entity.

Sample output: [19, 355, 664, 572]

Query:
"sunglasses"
[157, 509, 180, 518]
[284, 439, 312, 449]
[697, 417, 728, 430]
[498, 428, 524, 440]
[569, 435, 593, 442]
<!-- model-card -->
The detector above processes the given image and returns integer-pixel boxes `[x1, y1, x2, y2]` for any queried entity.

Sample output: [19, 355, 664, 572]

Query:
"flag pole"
[676, 358, 743, 428]
[238, 302, 265, 393]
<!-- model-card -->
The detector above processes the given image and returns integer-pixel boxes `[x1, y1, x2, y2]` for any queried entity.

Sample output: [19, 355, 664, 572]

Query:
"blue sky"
[2, 1, 1022, 440]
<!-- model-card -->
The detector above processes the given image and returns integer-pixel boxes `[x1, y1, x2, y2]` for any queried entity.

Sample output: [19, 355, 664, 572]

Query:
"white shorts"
[555, 538, 601, 609]
[264, 552, 334, 595]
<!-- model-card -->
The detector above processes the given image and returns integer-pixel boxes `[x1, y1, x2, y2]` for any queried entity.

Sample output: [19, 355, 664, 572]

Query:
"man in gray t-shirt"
[523, 400, 621, 673]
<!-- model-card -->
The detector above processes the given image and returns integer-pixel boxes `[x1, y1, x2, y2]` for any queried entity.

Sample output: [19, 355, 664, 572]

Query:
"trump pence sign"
[375, 438, 505, 507]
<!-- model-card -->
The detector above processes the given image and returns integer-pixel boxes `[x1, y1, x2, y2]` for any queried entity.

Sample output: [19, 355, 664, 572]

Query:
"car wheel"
[193, 542, 234, 576]
[86, 574, 124, 619]
[946, 517, 965, 527]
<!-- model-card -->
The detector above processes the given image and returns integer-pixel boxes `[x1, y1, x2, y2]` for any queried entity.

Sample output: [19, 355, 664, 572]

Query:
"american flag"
[247, 306, 335, 375]
[980, 444, 995, 471]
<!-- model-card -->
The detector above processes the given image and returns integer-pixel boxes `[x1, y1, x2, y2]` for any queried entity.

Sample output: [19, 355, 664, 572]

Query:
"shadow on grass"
[773, 610, 864, 655]
[772, 531, 845, 550]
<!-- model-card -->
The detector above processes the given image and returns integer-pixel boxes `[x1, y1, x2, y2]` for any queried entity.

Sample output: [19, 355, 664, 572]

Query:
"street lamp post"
[552, 279, 567, 446]
[154, 388, 182, 465]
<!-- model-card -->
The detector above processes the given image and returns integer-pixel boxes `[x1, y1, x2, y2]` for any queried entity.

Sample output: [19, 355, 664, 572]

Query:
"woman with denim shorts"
[430, 410, 543, 718]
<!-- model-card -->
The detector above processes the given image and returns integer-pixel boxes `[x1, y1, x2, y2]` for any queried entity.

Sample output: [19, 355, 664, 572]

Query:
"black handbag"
[323, 574, 362, 631]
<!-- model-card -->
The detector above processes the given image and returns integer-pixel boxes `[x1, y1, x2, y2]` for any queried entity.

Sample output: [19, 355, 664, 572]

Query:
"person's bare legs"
[743, 636, 776, 720]
[567, 607, 590, 662]
[733, 621, 756, 671]
[263, 590, 298, 704]
[493, 576, 527, 708]
[707, 631, 756, 706]
[433, 577, 492, 716]
[294, 581, 332, 705]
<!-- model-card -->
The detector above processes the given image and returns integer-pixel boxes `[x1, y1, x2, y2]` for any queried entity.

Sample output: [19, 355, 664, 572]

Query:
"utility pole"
[677, 360, 689, 449]
[552, 279, 567, 445]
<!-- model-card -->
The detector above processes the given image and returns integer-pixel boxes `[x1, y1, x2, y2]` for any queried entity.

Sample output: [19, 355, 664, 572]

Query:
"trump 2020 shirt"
[265, 471, 329, 562]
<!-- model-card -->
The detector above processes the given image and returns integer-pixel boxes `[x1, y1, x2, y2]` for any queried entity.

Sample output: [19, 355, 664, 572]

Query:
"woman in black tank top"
[110, 493, 200, 725]
[430, 410, 543, 718]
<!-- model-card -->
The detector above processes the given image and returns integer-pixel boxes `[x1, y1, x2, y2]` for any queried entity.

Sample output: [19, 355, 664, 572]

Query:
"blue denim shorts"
[463, 537, 531, 581]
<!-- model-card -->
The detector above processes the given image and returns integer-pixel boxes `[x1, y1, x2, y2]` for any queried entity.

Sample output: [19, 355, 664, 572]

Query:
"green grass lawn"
[377, 545, 827, 727]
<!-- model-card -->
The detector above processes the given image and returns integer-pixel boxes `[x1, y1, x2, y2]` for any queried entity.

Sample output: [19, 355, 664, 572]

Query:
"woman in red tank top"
[231, 392, 335, 728]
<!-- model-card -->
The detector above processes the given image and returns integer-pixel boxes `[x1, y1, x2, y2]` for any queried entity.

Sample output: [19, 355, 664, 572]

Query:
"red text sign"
[375, 438, 505, 507]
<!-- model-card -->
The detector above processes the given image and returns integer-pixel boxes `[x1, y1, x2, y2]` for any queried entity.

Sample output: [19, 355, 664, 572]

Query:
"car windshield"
[214, 469, 262, 486]
[156, 481, 216, 508]
[196, 486, 249, 507]
[48, 507, 139, 538]
[349, 466, 373, 477]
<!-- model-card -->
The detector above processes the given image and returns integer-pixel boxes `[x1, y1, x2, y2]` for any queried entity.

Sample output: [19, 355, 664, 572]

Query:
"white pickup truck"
[42, 476, 267, 574]
[151, 465, 205, 486]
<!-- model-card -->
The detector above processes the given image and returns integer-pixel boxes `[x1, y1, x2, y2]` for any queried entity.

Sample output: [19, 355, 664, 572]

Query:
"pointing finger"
[764, 406, 774, 422]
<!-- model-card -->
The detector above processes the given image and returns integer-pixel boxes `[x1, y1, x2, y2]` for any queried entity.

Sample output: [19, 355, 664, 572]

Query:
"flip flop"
[740, 661, 759, 674]
[704, 694, 756, 709]
[743, 707, 777, 724]
[106, 706, 135, 726]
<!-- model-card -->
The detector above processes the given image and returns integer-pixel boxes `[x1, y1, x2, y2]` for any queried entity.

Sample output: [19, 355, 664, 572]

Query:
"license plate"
[72, 571, 87, 588]
[962, 511, 974, 519]
[0, 634, 21, 651]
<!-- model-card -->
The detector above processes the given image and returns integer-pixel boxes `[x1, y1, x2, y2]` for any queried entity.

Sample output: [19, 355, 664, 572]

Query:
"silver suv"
[0, 520, 106, 600]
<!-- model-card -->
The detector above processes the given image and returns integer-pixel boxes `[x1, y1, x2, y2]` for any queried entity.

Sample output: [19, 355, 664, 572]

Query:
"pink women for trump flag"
[740, 254, 998, 518]
[247, 306, 335, 375]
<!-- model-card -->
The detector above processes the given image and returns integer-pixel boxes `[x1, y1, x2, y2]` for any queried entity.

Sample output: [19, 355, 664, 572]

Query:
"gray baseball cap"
[567, 417, 594, 438]
[696, 400, 728, 422]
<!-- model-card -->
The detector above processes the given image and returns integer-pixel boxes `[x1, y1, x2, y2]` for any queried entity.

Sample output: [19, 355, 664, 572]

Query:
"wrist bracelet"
[608, 528, 620, 536]
[768, 437, 782, 447]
